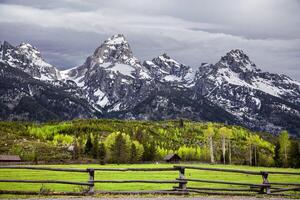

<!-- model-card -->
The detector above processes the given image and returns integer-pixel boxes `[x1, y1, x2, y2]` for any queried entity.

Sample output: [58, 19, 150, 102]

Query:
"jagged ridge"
[0, 35, 299, 136]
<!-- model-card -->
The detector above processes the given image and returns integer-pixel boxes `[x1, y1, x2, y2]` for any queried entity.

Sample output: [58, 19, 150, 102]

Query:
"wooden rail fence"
[0, 165, 299, 196]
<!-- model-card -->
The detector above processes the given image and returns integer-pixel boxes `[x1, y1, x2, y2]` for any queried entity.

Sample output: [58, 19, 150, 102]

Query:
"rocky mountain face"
[194, 50, 300, 135]
[0, 41, 95, 121]
[0, 41, 61, 81]
[1, 35, 299, 136]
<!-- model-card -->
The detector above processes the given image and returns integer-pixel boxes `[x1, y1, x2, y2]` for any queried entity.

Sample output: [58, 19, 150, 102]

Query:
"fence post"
[178, 166, 186, 190]
[261, 171, 270, 194]
[87, 168, 95, 194]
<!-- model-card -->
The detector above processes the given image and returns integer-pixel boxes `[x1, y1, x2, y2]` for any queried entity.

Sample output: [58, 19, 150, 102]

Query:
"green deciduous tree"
[246, 134, 260, 166]
[279, 130, 290, 167]
[204, 123, 215, 163]
[218, 127, 233, 164]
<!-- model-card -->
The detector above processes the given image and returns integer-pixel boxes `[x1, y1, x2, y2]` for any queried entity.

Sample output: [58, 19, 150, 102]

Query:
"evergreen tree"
[274, 142, 282, 167]
[130, 143, 137, 163]
[135, 129, 144, 144]
[92, 134, 99, 159]
[289, 141, 300, 168]
[112, 133, 128, 164]
[98, 143, 106, 165]
[179, 119, 184, 128]
[143, 141, 156, 161]
[85, 133, 93, 155]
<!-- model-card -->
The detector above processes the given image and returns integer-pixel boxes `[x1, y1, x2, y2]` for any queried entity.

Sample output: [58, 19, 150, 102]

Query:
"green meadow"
[0, 163, 299, 193]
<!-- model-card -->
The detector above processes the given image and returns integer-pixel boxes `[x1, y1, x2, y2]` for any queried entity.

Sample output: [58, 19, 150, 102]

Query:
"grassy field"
[0, 163, 299, 194]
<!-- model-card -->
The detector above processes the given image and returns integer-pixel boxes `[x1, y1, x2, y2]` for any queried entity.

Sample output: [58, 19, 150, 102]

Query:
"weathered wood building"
[164, 154, 181, 163]
[0, 155, 21, 163]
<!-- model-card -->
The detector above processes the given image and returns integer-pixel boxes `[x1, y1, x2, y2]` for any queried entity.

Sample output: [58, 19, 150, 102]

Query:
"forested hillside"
[0, 119, 299, 167]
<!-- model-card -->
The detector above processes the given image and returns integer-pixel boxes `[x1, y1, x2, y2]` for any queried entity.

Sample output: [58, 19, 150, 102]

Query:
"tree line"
[1, 119, 299, 167]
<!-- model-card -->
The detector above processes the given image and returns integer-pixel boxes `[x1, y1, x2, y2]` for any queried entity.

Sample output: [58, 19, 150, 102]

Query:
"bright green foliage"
[52, 134, 73, 146]
[28, 123, 72, 141]
[104, 132, 144, 163]
[0, 119, 291, 167]
[132, 140, 144, 161]
[177, 145, 201, 161]
[278, 130, 291, 167]
[203, 123, 216, 163]
[105, 132, 128, 163]
[157, 147, 174, 160]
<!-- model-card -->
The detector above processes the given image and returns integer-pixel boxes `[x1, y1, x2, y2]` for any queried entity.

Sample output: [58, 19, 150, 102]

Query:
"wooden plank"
[267, 171, 300, 175]
[270, 187, 300, 193]
[174, 165, 261, 175]
[93, 180, 186, 184]
[93, 167, 177, 171]
[269, 182, 300, 186]
[0, 166, 87, 172]
[178, 178, 269, 187]
[174, 165, 300, 176]
[0, 179, 92, 186]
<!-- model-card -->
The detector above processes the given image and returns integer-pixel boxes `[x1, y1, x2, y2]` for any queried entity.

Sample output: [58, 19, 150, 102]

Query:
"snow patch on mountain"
[106, 63, 135, 78]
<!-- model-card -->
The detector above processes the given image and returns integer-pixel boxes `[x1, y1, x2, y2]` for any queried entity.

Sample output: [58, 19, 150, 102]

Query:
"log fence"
[0, 165, 299, 196]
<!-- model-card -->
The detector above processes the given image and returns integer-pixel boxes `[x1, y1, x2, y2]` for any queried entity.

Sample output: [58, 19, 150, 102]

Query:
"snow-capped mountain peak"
[18, 42, 40, 55]
[105, 34, 127, 45]
[143, 53, 194, 84]
[200, 49, 300, 101]
[91, 34, 135, 66]
[0, 41, 61, 81]
[219, 49, 259, 73]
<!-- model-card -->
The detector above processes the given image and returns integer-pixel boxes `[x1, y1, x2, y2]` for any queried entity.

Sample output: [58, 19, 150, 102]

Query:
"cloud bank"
[0, 0, 299, 80]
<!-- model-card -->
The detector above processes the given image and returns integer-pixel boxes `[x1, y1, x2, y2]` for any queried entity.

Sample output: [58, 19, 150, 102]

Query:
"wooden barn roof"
[0, 155, 21, 161]
[164, 153, 181, 161]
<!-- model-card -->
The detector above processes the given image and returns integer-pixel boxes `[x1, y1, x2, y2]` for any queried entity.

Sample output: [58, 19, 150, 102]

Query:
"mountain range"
[1, 34, 299, 136]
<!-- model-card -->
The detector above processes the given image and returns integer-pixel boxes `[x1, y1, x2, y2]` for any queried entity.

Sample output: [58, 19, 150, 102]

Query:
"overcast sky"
[0, 0, 300, 80]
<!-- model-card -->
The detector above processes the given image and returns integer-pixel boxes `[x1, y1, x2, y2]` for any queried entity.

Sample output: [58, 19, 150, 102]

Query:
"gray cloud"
[0, 0, 299, 80]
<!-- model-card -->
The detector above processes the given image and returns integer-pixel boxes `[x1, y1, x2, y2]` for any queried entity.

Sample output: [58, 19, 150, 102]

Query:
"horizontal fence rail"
[92, 180, 185, 184]
[174, 165, 262, 175]
[176, 178, 269, 187]
[0, 165, 299, 196]
[92, 167, 177, 171]
[0, 179, 92, 186]
[0, 166, 87, 172]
